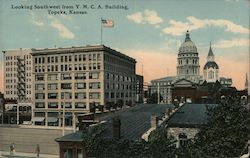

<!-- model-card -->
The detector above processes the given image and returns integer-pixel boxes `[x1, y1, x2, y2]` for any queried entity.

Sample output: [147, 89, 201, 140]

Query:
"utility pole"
[157, 82, 160, 104]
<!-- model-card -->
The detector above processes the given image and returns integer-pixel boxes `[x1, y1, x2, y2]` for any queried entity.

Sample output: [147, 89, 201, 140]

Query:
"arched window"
[208, 70, 214, 79]
[179, 133, 188, 147]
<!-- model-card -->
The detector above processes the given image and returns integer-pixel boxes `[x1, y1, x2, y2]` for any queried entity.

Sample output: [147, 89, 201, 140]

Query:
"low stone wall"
[0, 125, 73, 155]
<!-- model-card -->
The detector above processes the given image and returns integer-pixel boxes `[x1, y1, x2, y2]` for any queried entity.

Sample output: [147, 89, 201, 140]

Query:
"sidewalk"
[0, 151, 58, 158]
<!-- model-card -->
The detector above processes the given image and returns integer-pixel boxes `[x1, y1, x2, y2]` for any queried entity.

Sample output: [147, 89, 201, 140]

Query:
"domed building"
[203, 42, 219, 83]
[177, 31, 200, 83]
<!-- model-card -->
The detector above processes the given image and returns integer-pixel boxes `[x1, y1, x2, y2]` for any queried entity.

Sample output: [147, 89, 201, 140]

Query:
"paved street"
[0, 150, 58, 158]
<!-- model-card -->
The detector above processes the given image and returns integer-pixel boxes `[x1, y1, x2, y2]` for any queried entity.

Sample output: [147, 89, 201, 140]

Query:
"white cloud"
[127, 12, 143, 24]
[127, 9, 163, 26]
[214, 38, 249, 48]
[48, 16, 75, 39]
[162, 16, 249, 36]
[31, 13, 44, 27]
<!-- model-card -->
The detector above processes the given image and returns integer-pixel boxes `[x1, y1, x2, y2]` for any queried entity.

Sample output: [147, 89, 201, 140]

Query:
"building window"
[179, 133, 188, 148]
[75, 102, 86, 109]
[48, 83, 58, 90]
[35, 93, 45, 99]
[48, 93, 58, 99]
[75, 55, 77, 62]
[79, 55, 82, 61]
[61, 73, 71, 80]
[89, 82, 100, 89]
[48, 102, 58, 108]
[35, 84, 45, 90]
[35, 75, 44, 81]
[61, 92, 72, 99]
[35, 102, 45, 108]
[75, 73, 86, 80]
[89, 92, 100, 99]
[89, 72, 99, 79]
[75, 83, 86, 89]
[61, 83, 72, 89]
[75, 92, 86, 99]
[61, 102, 72, 108]
[48, 74, 58, 80]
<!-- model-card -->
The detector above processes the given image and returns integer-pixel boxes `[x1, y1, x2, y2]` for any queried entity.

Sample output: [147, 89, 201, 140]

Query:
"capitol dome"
[178, 31, 197, 54]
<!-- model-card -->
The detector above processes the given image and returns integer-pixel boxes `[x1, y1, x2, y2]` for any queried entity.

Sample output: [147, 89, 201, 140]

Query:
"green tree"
[189, 96, 250, 158]
[147, 92, 163, 104]
[146, 127, 176, 157]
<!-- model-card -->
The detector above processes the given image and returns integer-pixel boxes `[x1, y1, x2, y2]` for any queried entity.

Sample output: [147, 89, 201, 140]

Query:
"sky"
[0, 0, 249, 91]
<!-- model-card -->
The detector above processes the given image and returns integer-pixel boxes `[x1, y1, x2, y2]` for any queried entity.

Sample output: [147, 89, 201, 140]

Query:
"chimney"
[112, 117, 121, 139]
[151, 115, 158, 128]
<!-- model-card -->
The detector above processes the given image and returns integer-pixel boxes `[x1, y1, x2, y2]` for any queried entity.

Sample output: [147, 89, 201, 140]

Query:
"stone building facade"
[31, 45, 136, 127]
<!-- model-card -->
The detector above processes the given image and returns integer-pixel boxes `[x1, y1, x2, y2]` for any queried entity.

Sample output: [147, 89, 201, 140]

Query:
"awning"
[32, 117, 45, 122]
[47, 117, 58, 123]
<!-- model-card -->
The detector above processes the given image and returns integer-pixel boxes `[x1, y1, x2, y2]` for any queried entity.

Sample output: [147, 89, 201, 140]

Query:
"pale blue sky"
[0, 0, 249, 89]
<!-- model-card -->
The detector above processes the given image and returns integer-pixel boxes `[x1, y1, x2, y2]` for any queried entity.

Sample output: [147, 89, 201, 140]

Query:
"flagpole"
[101, 18, 103, 45]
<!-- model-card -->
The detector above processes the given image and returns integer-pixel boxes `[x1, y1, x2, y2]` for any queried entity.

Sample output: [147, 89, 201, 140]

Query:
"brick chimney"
[151, 115, 158, 128]
[112, 117, 121, 139]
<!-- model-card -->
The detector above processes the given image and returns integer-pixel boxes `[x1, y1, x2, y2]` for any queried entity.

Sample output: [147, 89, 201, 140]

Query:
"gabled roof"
[151, 76, 176, 82]
[166, 103, 217, 128]
[55, 131, 84, 142]
[172, 78, 197, 87]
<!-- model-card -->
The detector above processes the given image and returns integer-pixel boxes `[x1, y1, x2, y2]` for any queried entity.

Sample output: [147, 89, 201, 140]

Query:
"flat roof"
[31, 45, 136, 63]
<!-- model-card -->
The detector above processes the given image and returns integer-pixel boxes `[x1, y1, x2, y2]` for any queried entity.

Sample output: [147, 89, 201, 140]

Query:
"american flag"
[101, 19, 114, 27]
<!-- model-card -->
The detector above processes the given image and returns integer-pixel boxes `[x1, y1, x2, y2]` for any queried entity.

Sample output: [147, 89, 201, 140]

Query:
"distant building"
[176, 31, 201, 83]
[2, 49, 33, 101]
[166, 103, 217, 148]
[203, 42, 219, 83]
[0, 92, 4, 123]
[31, 45, 136, 127]
[135, 75, 144, 103]
[149, 76, 176, 104]
[219, 77, 232, 87]
[245, 73, 248, 91]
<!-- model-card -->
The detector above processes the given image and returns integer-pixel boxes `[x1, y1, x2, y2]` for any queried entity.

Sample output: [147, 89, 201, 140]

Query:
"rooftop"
[31, 45, 136, 63]
[166, 103, 217, 128]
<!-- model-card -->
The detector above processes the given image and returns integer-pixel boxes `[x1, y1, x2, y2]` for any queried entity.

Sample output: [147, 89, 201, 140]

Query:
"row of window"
[6, 78, 32, 83]
[105, 83, 134, 90]
[104, 54, 134, 70]
[5, 55, 31, 61]
[178, 59, 198, 65]
[105, 73, 135, 82]
[5, 60, 32, 67]
[105, 63, 135, 75]
[5, 90, 32, 95]
[34, 53, 101, 64]
[35, 82, 100, 90]
[34, 62, 101, 73]
[105, 92, 135, 99]
[177, 68, 198, 75]
[5, 66, 32, 72]
[35, 92, 100, 100]
[35, 72, 100, 81]
[6, 73, 32, 78]
[35, 102, 88, 109]
[6, 84, 32, 89]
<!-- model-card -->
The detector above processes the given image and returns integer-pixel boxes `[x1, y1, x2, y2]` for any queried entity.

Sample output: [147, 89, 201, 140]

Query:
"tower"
[245, 73, 248, 90]
[177, 30, 200, 83]
[203, 42, 219, 83]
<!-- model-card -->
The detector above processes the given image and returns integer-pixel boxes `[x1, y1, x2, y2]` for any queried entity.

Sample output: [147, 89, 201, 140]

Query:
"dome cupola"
[178, 30, 198, 54]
